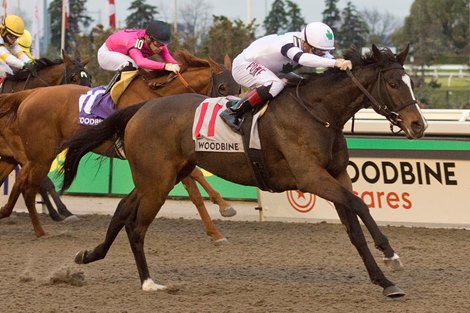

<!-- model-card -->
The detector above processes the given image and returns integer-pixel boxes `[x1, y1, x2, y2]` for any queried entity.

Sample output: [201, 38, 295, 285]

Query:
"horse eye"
[389, 81, 398, 88]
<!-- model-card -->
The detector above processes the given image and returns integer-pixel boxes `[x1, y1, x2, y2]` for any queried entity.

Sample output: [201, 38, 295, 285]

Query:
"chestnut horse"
[61, 45, 427, 297]
[0, 50, 91, 221]
[0, 50, 240, 240]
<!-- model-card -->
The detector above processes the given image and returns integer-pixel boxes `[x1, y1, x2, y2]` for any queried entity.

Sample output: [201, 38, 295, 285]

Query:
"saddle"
[110, 70, 138, 103]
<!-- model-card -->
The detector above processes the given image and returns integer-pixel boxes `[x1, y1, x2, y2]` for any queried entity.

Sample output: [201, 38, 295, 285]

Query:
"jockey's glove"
[334, 59, 353, 71]
[164, 63, 181, 73]
[22, 61, 35, 71]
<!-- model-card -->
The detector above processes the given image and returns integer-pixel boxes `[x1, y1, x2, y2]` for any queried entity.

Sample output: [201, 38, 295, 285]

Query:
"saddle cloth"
[78, 86, 116, 126]
[192, 96, 263, 152]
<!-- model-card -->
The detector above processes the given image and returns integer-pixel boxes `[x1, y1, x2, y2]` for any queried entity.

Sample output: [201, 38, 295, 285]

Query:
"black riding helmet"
[145, 20, 171, 44]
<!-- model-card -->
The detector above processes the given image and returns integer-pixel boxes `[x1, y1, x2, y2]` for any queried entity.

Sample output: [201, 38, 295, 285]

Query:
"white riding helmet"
[303, 22, 335, 50]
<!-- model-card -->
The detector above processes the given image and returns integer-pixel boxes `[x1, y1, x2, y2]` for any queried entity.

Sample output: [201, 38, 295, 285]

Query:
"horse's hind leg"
[124, 189, 169, 291]
[334, 203, 404, 297]
[189, 167, 236, 217]
[75, 191, 138, 265]
[181, 176, 228, 244]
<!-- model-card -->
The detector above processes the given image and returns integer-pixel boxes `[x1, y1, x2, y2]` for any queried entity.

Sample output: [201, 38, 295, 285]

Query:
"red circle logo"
[286, 190, 316, 213]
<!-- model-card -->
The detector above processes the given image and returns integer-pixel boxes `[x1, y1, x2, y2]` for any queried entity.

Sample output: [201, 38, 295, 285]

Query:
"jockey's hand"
[164, 63, 181, 74]
[22, 61, 35, 71]
[334, 59, 352, 71]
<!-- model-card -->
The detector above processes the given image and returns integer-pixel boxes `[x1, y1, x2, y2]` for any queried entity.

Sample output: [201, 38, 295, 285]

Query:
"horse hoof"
[214, 238, 229, 246]
[35, 230, 46, 238]
[383, 254, 404, 271]
[383, 285, 405, 298]
[142, 278, 167, 291]
[63, 215, 80, 224]
[220, 206, 237, 217]
[74, 250, 87, 264]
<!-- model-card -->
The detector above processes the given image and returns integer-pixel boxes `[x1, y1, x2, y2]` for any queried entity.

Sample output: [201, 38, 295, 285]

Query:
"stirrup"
[220, 110, 243, 133]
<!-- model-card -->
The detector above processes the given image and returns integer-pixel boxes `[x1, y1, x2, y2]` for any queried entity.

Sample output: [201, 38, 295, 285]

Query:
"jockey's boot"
[220, 85, 272, 133]
[104, 63, 136, 94]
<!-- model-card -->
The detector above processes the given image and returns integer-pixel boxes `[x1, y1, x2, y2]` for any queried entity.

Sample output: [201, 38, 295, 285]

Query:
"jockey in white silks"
[220, 22, 353, 133]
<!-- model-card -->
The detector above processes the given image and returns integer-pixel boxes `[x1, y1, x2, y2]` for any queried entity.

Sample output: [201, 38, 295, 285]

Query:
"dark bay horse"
[0, 49, 91, 222]
[1, 49, 91, 92]
[61, 45, 427, 297]
[0, 50, 240, 240]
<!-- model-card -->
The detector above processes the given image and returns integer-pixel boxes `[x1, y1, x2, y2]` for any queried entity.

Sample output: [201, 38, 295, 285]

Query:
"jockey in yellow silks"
[0, 15, 33, 76]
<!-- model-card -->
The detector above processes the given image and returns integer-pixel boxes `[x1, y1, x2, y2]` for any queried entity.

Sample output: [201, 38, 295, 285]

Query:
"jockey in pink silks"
[98, 20, 180, 91]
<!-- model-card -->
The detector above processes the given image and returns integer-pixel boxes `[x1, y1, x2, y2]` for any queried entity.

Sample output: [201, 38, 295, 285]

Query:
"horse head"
[208, 55, 240, 97]
[345, 44, 427, 139]
[61, 49, 92, 87]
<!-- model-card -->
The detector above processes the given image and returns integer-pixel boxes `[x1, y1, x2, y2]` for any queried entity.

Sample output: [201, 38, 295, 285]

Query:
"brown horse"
[61, 45, 427, 297]
[0, 49, 91, 222]
[0, 50, 240, 239]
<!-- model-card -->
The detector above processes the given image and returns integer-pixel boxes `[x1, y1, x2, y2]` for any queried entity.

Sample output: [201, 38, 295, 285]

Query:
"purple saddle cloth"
[78, 86, 116, 126]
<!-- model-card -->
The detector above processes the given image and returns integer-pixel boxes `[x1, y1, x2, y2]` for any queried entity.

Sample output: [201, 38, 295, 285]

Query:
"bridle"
[62, 61, 92, 86]
[346, 64, 417, 127]
[290, 62, 418, 133]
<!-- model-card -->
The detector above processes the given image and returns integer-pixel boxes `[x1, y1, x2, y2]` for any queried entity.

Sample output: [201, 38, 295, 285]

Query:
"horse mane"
[174, 50, 209, 68]
[300, 46, 399, 85]
[34, 58, 63, 71]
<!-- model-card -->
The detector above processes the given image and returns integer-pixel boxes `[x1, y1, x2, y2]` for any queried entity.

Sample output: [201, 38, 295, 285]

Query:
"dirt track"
[1, 212, 470, 313]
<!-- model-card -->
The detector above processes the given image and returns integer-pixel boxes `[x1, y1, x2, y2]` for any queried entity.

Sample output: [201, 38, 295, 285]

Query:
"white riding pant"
[98, 44, 136, 71]
[231, 54, 285, 98]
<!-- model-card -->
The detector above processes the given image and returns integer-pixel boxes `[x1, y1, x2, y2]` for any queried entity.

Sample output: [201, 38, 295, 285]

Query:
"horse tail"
[0, 89, 35, 119]
[61, 102, 145, 191]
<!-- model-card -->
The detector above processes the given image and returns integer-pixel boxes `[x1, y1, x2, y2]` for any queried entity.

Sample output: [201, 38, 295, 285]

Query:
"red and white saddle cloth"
[192, 96, 262, 152]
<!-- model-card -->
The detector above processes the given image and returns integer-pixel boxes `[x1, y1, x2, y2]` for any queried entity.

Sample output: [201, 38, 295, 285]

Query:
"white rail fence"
[404, 64, 470, 78]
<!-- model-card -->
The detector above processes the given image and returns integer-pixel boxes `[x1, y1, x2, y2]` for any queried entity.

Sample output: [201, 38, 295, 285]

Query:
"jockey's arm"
[128, 48, 166, 70]
[15, 49, 34, 62]
[282, 44, 336, 69]
[0, 44, 26, 70]
[158, 45, 178, 64]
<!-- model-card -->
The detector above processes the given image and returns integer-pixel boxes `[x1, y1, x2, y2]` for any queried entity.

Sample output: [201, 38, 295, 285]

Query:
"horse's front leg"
[0, 161, 20, 218]
[11, 163, 46, 237]
[38, 184, 63, 222]
[335, 171, 403, 271]
[181, 176, 228, 244]
[334, 202, 404, 297]
[40, 177, 80, 223]
[189, 167, 236, 217]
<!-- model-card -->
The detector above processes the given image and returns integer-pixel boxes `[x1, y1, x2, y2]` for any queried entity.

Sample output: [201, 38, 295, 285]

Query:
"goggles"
[149, 35, 164, 48]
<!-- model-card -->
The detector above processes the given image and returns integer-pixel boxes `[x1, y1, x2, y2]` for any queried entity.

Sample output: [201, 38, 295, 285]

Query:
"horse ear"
[396, 44, 410, 66]
[371, 44, 382, 62]
[224, 54, 232, 70]
[62, 49, 72, 65]
[81, 58, 90, 67]
[208, 57, 223, 73]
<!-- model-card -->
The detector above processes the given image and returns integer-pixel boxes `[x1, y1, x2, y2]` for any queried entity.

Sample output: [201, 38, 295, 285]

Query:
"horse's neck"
[302, 69, 376, 127]
[33, 65, 64, 86]
[120, 67, 212, 106]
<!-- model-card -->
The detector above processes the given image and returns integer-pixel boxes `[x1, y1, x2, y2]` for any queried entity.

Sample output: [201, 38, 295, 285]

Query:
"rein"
[290, 83, 343, 132]
[147, 69, 218, 97]
[176, 72, 197, 93]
